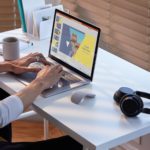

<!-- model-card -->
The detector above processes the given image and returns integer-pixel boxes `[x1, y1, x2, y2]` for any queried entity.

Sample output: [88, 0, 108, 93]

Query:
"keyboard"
[61, 71, 81, 83]
[29, 62, 81, 84]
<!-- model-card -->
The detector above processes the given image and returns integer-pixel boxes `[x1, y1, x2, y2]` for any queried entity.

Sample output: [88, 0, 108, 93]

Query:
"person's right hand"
[34, 65, 63, 91]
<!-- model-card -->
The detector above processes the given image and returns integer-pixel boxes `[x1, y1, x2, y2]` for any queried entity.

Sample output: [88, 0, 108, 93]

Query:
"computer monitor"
[49, 9, 100, 81]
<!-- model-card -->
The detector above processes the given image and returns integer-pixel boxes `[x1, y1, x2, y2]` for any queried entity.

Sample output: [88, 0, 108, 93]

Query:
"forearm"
[0, 62, 12, 73]
[15, 79, 44, 110]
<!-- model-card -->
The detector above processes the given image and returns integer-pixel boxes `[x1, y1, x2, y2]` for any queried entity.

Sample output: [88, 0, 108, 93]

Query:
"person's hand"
[34, 65, 63, 91]
[8, 52, 51, 67]
[10, 64, 41, 74]
[16, 65, 63, 110]
[5, 52, 51, 74]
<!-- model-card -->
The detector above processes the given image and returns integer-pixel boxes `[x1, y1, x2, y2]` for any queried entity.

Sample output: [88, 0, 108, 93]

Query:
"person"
[0, 53, 83, 150]
[69, 33, 80, 57]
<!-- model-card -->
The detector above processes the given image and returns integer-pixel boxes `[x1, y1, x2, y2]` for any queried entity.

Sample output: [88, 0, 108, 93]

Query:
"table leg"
[43, 118, 49, 140]
[83, 147, 90, 150]
[83, 146, 98, 150]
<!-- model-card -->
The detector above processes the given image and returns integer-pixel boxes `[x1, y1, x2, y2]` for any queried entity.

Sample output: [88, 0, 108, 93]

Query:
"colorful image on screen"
[50, 12, 98, 76]
[59, 24, 85, 57]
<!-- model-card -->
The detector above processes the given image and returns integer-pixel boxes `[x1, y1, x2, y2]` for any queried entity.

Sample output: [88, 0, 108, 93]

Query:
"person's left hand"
[10, 64, 41, 74]
[9, 52, 51, 67]
[6, 53, 51, 74]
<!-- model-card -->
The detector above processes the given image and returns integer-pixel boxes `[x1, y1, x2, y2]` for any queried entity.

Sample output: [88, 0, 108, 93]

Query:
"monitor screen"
[49, 10, 100, 80]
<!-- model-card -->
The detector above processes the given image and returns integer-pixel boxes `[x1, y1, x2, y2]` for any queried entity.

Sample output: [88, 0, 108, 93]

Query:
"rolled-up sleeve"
[0, 95, 24, 128]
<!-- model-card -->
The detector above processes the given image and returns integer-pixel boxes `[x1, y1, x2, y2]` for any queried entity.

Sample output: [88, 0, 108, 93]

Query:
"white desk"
[0, 29, 150, 150]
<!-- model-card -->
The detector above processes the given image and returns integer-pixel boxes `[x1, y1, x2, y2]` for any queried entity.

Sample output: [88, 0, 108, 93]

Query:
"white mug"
[2, 37, 20, 61]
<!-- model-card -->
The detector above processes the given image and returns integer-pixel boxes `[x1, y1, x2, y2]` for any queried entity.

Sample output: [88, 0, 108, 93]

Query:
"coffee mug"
[2, 37, 20, 61]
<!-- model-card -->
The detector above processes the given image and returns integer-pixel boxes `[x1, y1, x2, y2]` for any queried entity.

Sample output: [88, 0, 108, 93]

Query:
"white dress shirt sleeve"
[0, 95, 24, 128]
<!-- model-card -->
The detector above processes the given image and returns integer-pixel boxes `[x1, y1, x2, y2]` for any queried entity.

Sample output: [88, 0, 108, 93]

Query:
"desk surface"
[0, 29, 150, 150]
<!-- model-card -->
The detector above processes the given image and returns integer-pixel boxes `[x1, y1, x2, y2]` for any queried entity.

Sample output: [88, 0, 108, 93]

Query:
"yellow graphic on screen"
[52, 16, 63, 48]
[73, 34, 95, 68]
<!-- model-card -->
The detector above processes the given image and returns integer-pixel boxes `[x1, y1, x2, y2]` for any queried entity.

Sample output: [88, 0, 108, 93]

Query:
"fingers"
[31, 53, 46, 61]
[12, 66, 41, 74]
[25, 67, 41, 73]
[50, 65, 63, 74]
[56, 65, 63, 74]
[20, 67, 41, 73]
[17, 52, 52, 67]
[29, 53, 51, 65]
[36, 54, 51, 65]
[40, 65, 63, 80]
[40, 59, 52, 65]
[34, 65, 63, 90]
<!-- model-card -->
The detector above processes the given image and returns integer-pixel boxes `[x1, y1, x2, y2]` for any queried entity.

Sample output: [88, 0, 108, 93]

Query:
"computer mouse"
[71, 91, 96, 104]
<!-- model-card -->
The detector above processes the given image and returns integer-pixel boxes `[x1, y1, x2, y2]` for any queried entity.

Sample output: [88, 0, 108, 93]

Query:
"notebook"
[14, 10, 100, 98]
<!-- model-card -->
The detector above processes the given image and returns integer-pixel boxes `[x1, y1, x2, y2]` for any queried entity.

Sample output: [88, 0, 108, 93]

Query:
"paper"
[33, 4, 53, 37]
[22, 0, 45, 34]
[33, 7, 52, 38]
[39, 20, 52, 40]
[33, 5, 64, 39]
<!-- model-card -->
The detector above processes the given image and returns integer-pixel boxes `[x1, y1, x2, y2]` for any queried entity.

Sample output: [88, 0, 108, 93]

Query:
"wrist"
[6, 63, 17, 73]
[1, 62, 13, 72]
[16, 78, 45, 110]
[30, 78, 45, 93]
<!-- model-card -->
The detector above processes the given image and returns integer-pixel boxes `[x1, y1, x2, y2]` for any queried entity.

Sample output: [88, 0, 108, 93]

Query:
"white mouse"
[71, 91, 96, 104]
